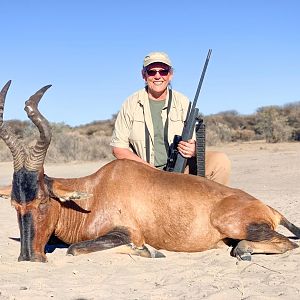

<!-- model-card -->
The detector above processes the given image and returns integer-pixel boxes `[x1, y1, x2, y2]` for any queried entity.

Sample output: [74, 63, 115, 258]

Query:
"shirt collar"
[138, 87, 170, 109]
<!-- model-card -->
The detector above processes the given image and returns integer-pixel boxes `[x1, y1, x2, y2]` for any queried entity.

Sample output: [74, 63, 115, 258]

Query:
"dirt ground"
[0, 141, 300, 300]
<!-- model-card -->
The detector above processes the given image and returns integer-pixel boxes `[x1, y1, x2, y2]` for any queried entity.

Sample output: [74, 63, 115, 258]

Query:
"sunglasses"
[146, 69, 170, 77]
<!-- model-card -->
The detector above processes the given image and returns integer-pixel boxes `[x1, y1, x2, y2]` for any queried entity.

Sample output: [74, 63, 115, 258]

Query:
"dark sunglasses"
[146, 69, 170, 77]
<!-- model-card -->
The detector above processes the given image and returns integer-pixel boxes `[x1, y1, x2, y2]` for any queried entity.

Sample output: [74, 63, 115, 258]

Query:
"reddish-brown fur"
[10, 158, 298, 261]
[47, 160, 280, 251]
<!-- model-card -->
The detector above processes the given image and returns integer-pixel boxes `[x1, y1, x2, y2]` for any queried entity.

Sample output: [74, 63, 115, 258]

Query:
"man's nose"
[154, 71, 161, 78]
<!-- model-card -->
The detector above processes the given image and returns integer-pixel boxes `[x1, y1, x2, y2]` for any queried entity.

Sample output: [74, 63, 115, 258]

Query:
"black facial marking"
[11, 168, 39, 204]
[18, 212, 35, 261]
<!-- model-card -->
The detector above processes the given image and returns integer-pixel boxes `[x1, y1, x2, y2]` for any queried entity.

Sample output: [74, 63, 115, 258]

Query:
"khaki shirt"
[110, 87, 194, 165]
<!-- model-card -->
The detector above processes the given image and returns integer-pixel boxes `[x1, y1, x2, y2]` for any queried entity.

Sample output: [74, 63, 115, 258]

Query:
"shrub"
[1, 102, 299, 162]
[255, 106, 293, 143]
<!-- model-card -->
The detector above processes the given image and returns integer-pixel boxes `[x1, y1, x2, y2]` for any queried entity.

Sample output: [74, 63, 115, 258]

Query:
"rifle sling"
[195, 119, 206, 177]
[144, 121, 150, 163]
[164, 89, 172, 153]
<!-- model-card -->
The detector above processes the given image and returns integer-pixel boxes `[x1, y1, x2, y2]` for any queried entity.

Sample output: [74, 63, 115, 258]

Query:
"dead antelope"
[0, 81, 299, 263]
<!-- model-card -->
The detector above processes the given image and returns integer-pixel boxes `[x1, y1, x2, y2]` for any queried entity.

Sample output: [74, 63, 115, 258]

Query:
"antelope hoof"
[237, 251, 252, 261]
[66, 244, 79, 256]
[115, 244, 166, 258]
[151, 249, 166, 258]
[233, 241, 253, 261]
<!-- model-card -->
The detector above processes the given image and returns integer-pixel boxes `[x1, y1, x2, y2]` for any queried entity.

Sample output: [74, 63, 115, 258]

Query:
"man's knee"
[205, 151, 231, 185]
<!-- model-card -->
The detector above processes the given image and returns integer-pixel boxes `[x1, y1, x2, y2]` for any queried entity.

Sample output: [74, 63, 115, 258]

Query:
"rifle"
[164, 49, 212, 174]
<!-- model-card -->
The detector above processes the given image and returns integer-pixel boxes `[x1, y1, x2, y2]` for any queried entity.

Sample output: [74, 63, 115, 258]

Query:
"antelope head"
[0, 81, 59, 262]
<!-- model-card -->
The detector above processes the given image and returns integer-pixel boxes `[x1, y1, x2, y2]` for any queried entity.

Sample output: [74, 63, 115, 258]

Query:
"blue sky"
[1, 0, 299, 126]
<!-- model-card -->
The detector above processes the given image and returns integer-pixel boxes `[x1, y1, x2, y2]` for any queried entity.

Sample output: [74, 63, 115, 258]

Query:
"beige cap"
[143, 51, 172, 68]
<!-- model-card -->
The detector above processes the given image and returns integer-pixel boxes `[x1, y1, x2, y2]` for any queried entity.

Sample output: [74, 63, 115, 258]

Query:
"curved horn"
[0, 81, 11, 123]
[0, 81, 27, 171]
[24, 85, 52, 171]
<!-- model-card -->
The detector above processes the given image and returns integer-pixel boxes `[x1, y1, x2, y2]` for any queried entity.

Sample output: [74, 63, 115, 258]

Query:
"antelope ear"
[50, 181, 92, 202]
[0, 185, 12, 199]
[55, 190, 92, 202]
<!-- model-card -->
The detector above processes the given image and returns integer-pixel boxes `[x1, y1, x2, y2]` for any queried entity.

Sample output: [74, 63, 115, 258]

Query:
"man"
[110, 51, 231, 185]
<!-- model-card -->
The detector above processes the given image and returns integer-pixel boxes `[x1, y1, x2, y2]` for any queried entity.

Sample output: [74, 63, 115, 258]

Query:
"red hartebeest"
[0, 81, 299, 262]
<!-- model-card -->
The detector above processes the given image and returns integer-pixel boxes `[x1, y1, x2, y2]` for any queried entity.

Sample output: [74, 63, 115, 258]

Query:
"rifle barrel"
[166, 49, 212, 174]
[190, 49, 212, 114]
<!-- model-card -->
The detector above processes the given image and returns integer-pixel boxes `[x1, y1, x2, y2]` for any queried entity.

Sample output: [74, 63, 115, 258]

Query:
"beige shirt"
[110, 87, 193, 165]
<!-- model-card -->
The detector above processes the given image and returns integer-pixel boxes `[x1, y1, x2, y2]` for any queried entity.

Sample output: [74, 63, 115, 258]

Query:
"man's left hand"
[177, 139, 196, 158]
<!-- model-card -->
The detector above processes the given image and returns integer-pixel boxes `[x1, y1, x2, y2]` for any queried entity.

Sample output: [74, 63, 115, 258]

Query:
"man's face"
[142, 63, 173, 99]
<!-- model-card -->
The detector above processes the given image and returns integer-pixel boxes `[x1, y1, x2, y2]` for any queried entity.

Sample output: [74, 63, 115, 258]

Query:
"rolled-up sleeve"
[110, 100, 133, 149]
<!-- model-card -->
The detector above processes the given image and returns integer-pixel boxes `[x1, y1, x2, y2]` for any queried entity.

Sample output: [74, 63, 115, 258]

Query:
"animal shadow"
[9, 235, 69, 253]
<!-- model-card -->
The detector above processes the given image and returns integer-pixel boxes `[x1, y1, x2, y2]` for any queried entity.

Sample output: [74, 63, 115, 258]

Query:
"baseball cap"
[143, 52, 172, 68]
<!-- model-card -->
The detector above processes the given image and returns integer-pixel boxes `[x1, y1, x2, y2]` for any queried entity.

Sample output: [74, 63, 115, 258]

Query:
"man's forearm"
[112, 147, 154, 168]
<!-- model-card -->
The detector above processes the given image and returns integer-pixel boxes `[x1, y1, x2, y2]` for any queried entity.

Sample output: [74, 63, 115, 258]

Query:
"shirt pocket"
[169, 107, 186, 122]
[129, 117, 146, 142]
[169, 108, 185, 139]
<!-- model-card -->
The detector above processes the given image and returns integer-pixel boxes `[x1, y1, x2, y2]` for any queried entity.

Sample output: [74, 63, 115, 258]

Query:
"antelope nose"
[18, 253, 47, 263]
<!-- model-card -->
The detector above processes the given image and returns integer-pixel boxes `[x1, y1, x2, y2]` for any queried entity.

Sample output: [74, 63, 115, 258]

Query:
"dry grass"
[0, 102, 299, 162]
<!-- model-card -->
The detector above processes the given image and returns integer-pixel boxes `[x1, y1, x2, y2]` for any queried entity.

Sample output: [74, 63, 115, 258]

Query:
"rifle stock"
[165, 49, 212, 173]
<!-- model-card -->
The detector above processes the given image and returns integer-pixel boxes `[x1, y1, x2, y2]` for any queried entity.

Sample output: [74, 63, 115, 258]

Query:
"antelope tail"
[280, 217, 300, 238]
[269, 205, 300, 238]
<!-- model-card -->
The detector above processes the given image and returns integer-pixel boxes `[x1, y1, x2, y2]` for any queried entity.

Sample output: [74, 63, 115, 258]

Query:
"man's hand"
[177, 139, 196, 158]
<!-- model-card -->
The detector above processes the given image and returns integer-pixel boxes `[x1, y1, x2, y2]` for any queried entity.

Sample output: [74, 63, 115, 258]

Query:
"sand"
[0, 141, 300, 300]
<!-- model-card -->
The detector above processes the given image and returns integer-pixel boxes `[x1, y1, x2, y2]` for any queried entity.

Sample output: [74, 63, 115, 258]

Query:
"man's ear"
[141, 68, 146, 80]
[169, 68, 174, 81]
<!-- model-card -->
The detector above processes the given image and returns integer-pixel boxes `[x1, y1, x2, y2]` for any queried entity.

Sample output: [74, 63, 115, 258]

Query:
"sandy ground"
[0, 141, 300, 300]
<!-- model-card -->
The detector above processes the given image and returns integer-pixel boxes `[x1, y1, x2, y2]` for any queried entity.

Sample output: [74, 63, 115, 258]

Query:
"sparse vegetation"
[204, 101, 300, 145]
[0, 102, 299, 162]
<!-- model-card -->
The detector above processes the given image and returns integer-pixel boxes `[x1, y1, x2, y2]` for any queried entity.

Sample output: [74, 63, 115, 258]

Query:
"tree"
[255, 106, 293, 143]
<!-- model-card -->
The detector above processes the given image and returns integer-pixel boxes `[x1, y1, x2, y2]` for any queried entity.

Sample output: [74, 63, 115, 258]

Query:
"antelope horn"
[0, 81, 11, 124]
[24, 85, 52, 171]
[0, 81, 26, 171]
